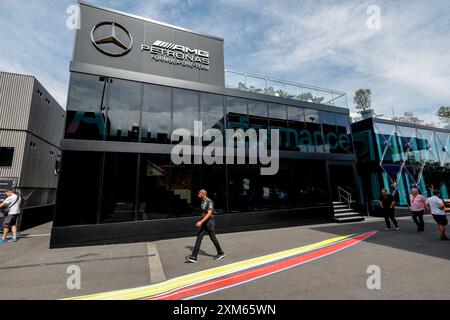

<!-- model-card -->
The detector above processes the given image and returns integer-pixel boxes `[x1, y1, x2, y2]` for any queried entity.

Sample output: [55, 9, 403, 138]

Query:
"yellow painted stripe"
[66, 234, 353, 300]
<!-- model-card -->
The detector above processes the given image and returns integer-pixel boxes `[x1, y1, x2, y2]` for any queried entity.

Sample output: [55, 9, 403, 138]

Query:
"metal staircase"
[333, 187, 365, 223]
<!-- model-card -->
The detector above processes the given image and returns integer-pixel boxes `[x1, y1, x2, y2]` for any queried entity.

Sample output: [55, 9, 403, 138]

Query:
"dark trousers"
[192, 222, 224, 258]
[411, 210, 425, 231]
[384, 208, 398, 229]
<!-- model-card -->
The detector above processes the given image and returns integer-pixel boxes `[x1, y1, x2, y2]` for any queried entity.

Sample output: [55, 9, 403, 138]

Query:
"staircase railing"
[147, 160, 192, 191]
[338, 186, 353, 209]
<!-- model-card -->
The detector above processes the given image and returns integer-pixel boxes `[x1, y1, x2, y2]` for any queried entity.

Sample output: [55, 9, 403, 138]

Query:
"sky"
[0, 0, 449, 124]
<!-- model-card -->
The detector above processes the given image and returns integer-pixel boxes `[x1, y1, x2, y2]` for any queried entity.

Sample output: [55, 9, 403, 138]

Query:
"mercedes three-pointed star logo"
[90, 22, 133, 57]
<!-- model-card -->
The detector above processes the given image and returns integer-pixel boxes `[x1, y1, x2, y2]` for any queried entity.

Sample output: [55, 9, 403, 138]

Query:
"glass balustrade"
[225, 70, 348, 109]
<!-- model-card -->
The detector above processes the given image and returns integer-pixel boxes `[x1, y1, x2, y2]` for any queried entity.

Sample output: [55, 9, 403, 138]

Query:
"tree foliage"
[354, 89, 372, 111]
[436, 106, 450, 122]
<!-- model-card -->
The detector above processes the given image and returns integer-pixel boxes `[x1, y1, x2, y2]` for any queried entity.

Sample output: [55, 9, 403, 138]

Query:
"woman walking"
[410, 188, 426, 232]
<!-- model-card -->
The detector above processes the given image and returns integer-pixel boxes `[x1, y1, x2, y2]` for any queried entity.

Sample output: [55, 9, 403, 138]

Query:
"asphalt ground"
[0, 215, 448, 300]
[158, 215, 450, 300]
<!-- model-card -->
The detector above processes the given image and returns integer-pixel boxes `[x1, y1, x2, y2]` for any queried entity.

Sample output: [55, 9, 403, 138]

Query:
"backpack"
[424, 202, 432, 215]
[0, 194, 20, 217]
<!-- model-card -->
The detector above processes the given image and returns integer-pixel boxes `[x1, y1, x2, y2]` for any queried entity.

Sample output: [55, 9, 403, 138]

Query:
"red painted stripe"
[144, 231, 376, 300]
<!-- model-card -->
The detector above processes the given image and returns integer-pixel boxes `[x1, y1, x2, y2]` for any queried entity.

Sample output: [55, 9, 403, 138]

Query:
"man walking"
[379, 188, 399, 230]
[410, 188, 426, 232]
[186, 190, 225, 263]
[425, 190, 448, 241]
[0, 189, 21, 243]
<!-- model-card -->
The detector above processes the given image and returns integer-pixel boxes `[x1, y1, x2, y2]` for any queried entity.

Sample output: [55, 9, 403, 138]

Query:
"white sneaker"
[214, 254, 226, 261]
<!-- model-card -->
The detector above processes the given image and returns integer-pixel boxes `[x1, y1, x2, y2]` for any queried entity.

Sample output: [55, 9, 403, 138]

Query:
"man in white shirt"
[425, 190, 448, 241]
[0, 189, 21, 243]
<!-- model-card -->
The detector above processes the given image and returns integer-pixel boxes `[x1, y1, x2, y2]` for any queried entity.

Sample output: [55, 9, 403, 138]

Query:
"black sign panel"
[73, 3, 225, 87]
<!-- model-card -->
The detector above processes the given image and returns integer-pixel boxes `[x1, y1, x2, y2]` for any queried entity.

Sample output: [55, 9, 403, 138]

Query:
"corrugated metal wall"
[21, 133, 61, 189]
[0, 72, 34, 130]
[0, 72, 65, 204]
[0, 130, 26, 182]
[28, 79, 65, 147]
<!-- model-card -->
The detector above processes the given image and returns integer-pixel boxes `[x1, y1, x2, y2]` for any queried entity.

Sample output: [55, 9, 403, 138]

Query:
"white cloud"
[0, 0, 76, 108]
[211, 0, 450, 123]
[0, 0, 448, 125]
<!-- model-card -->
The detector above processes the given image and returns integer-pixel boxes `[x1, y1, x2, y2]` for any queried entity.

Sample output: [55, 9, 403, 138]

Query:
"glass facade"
[56, 72, 355, 228]
[106, 79, 141, 142]
[172, 89, 199, 139]
[55, 152, 332, 227]
[353, 119, 450, 207]
[141, 85, 171, 144]
[65, 73, 353, 154]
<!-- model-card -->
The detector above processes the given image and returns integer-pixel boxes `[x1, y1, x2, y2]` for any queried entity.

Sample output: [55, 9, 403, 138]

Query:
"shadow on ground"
[312, 216, 450, 261]
[184, 246, 216, 258]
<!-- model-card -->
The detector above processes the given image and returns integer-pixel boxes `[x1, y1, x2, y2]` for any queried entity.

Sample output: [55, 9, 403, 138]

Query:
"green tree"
[354, 89, 372, 111]
[436, 106, 450, 125]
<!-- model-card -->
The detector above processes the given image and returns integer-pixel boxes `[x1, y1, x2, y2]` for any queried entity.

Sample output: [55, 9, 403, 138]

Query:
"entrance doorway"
[328, 163, 357, 202]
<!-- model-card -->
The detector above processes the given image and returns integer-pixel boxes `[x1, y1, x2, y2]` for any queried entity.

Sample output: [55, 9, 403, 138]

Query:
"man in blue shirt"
[186, 190, 225, 263]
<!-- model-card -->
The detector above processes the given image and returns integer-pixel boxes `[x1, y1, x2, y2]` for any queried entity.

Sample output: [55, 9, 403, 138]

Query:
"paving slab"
[0, 223, 152, 300]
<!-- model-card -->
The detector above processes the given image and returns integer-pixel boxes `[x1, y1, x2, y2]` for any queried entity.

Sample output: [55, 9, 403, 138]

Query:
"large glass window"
[248, 100, 268, 130]
[141, 84, 171, 144]
[320, 112, 353, 154]
[287, 106, 305, 151]
[248, 100, 268, 153]
[374, 123, 400, 163]
[65, 72, 355, 158]
[353, 130, 376, 162]
[100, 153, 138, 224]
[304, 109, 322, 152]
[265, 160, 295, 210]
[172, 89, 198, 139]
[226, 97, 248, 130]
[434, 131, 450, 166]
[320, 111, 337, 153]
[201, 165, 227, 215]
[65, 73, 108, 140]
[268, 104, 289, 150]
[335, 114, 353, 154]
[0, 147, 14, 167]
[138, 154, 171, 220]
[67, 73, 106, 112]
[269, 104, 288, 128]
[396, 126, 419, 164]
[170, 163, 201, 218]
[56, 150, 340, 226]
[228, 160, 320, 213]
[336, 114, 351, 135]
[416, 129, 440, 166]
[228, 164, 266, 213]
[54, 151, 102, 227]
[106, 79, 141, 142]
[200, 93, 224, 134]
[292, 160, 328, 207]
